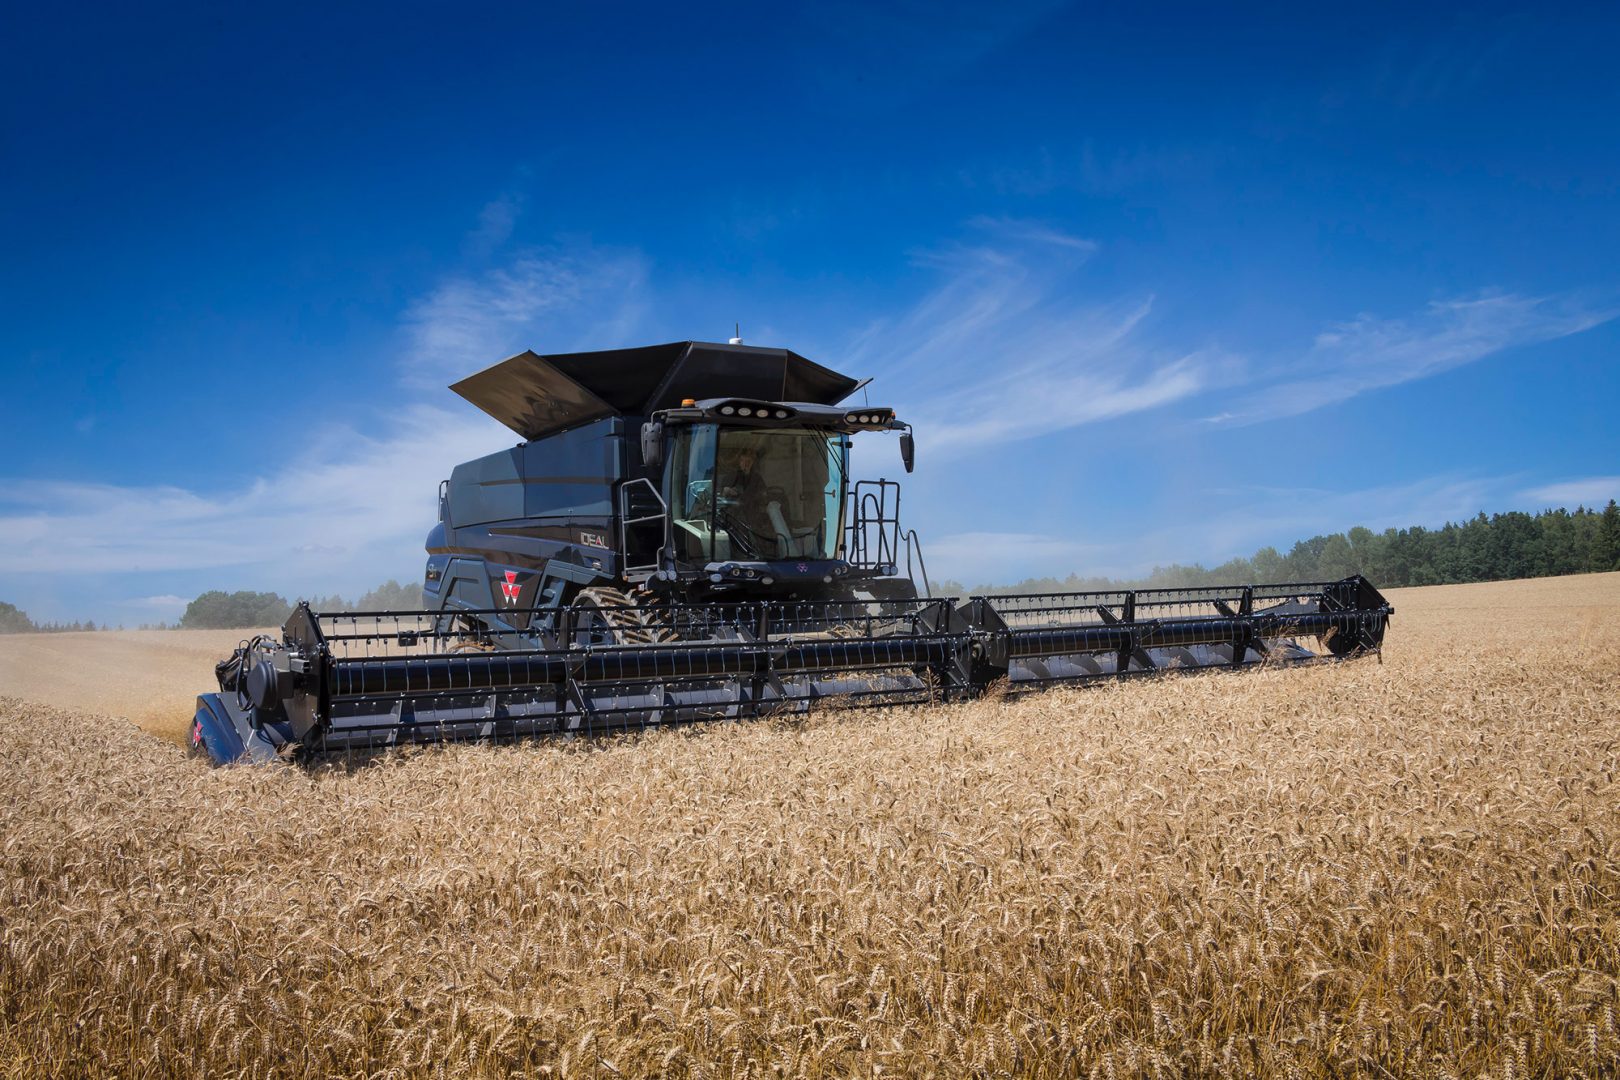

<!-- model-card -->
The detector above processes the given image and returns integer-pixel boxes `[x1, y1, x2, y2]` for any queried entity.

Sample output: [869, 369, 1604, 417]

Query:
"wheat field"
[1, 574, 1617, 1077]
[0, 626, 270, 744]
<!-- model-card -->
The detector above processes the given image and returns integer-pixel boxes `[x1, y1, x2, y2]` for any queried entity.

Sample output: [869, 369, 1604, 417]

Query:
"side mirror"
[899, 430, 915, 473]
[640, 421, 663, 469]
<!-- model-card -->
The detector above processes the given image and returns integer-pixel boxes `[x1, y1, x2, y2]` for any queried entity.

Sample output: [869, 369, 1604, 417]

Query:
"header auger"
[191, 341, 1393, 765]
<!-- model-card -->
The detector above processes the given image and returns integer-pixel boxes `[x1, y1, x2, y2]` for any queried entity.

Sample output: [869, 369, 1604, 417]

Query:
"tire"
[568, 586, 665, 647]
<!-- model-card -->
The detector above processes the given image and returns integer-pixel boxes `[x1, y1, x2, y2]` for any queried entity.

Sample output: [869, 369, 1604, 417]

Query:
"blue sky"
[3, 2, 1618, 623]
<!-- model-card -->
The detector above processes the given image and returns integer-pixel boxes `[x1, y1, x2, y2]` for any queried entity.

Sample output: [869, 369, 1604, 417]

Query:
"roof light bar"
[842, 409, 894, 428]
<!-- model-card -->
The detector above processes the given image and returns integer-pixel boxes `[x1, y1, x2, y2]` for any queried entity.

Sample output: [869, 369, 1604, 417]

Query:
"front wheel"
[567, 586, 663, 647]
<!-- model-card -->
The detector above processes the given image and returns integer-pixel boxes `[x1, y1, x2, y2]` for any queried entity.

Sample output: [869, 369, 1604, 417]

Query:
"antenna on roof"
[729, 322, 743, 346]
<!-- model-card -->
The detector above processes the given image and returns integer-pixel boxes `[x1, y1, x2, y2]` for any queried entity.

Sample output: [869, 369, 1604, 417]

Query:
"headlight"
[738, 407, 753, 416]
[775, 409, 789, 419]
[720, 405, 735, 415]
[845, 413, 859, 423]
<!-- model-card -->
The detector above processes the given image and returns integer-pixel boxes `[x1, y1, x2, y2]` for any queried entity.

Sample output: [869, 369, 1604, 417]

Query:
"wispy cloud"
[963, 215, 1098, 252]
[404, 245, 649, 386]
[0, 405, 503, 581]
[1211, 291, 1615, 424]
[1361, 24, 1517, 110]
[848, 220, 1227, 457]
[464, 192, 524, 258]
[0, 245, 653, 615]
[856, 227, 1612, 446]
[1521, 476, 1620, 508]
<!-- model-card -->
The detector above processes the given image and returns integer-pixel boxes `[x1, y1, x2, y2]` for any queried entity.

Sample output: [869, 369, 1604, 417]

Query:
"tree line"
[0, 602, 110, 633]
[935, 501, 1620, 596]
[0, 581, 426, 634]
[176, 580, 424, 629]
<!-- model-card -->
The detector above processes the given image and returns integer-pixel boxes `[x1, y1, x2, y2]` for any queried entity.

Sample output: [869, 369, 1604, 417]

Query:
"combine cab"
[190, 341, 1393, 765]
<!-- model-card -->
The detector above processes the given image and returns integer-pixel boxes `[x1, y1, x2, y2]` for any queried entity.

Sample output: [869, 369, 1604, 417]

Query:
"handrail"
[846, 479, 935, 595]
[847, 479, 902, 569]
[901, 528, 932, 597]
[618, 477, 670, 582]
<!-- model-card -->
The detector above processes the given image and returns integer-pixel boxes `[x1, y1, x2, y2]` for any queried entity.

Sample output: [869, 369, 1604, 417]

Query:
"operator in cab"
[716, 440, 772, 552]
[720, 443, 766, 504]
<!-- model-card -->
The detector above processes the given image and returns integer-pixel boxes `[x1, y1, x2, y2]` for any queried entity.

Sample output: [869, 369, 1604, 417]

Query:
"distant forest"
[0, 580, 425, 633]
[174, 580, 425, 630]
[933, 501, 1620, 596]
[0, 602, 104, 634]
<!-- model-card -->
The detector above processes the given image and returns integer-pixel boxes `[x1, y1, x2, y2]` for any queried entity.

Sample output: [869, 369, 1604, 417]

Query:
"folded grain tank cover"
[450, 341, 862, 442]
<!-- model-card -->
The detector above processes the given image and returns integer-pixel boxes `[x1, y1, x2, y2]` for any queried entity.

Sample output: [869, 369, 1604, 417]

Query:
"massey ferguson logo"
[499, 570, 522, 605]
[796, 562, 809, 573]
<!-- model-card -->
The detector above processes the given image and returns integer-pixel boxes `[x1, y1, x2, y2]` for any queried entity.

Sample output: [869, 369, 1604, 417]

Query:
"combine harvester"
[191, 341, 1393, 764]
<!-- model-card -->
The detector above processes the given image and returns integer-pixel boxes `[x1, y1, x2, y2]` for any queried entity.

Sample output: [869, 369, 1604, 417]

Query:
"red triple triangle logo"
[500, 570, 521, 603]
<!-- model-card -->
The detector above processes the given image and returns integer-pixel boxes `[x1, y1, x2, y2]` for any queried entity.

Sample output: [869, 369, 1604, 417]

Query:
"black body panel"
[451, 341, 860, 441]
[445, 417, 624, 527]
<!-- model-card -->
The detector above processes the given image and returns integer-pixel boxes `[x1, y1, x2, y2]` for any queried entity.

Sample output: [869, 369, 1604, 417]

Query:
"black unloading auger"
[193, 578, 1391, 764]
[189, 340, 1394, 764]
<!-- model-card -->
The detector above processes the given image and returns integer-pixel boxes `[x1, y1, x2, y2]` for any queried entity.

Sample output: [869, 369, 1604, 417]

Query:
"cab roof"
[451, 341, 861, 442]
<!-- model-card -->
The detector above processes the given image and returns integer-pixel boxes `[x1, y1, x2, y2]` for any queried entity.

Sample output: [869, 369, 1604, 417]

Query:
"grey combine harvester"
[192, 340, 1393, 764]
